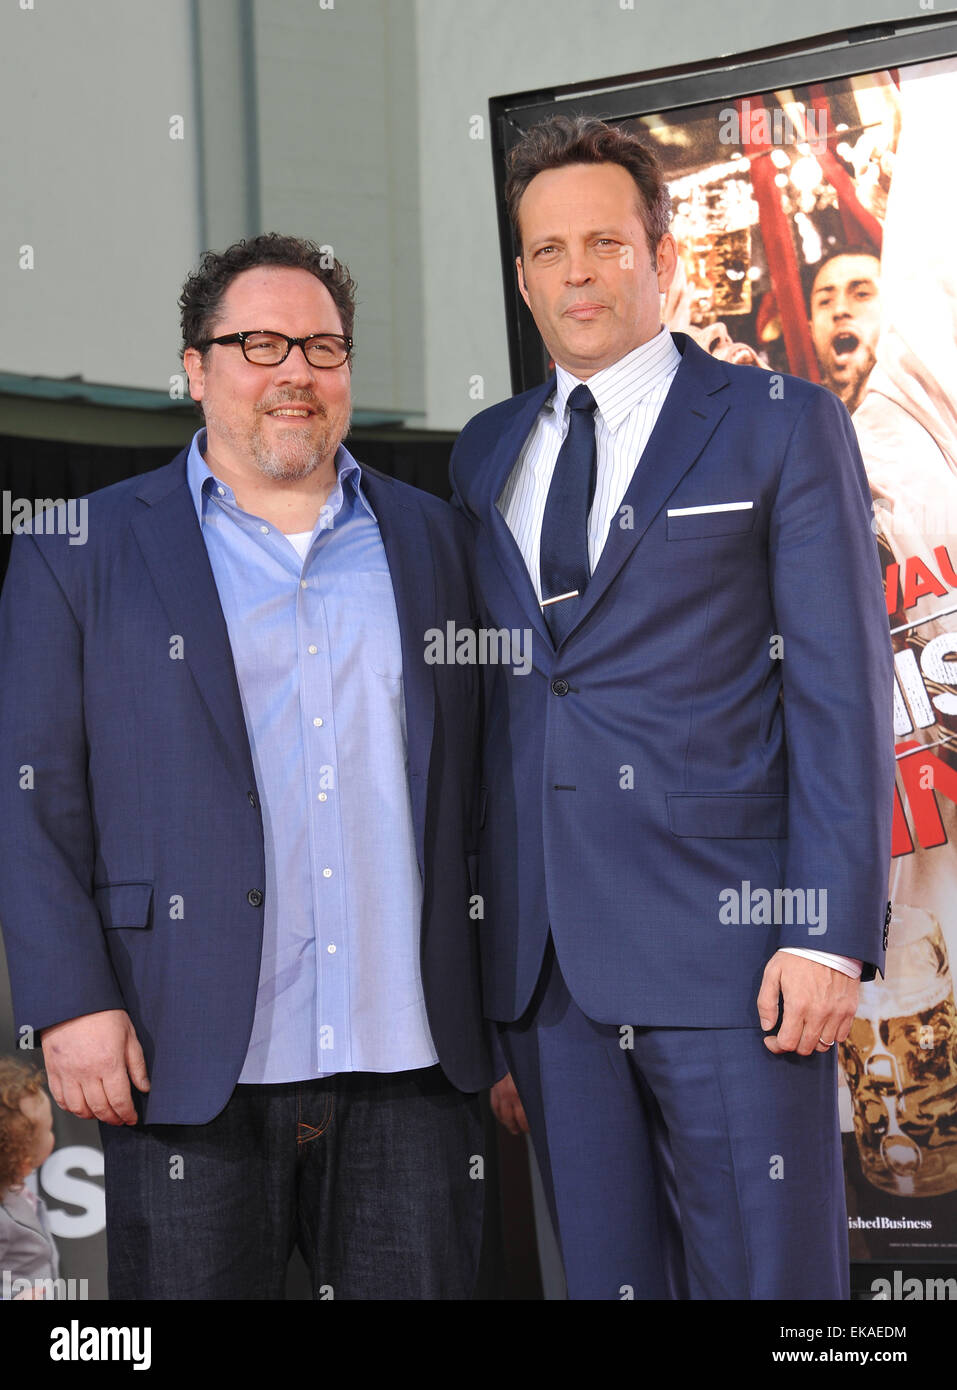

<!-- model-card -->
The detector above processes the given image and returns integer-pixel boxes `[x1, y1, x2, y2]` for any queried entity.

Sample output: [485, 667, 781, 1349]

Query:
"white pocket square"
[666, 501, 754, 516]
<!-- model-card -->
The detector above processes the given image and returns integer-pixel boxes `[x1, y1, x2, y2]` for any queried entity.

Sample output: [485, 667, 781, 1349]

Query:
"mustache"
[257, 392, 326, 415]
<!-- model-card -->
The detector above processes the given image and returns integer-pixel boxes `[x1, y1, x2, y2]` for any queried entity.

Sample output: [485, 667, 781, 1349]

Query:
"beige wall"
[1, 0, 918, 433]
[0, 0, 199, 394]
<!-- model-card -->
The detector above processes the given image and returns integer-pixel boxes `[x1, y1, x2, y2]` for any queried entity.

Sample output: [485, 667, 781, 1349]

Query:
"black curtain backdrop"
[0, 430, 456, 583]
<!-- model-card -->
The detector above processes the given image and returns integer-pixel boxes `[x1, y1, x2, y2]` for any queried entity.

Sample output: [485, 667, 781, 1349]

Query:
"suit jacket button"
[247, 888, 264, 907]
[550, 678, 569, 696]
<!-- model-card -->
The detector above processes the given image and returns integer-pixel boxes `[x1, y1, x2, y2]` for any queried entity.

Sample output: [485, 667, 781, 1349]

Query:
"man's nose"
[564, 251, 594, 284]
[273, 343, 316, 385]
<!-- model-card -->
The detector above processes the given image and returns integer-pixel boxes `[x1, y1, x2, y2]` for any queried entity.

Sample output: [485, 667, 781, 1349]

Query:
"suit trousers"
[499, 936, 850, 1300]
[99, 1065, 485, 1300]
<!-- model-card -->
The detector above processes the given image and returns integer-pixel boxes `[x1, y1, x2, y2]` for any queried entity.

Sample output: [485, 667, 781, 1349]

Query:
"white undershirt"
[284, 530, 312, 561]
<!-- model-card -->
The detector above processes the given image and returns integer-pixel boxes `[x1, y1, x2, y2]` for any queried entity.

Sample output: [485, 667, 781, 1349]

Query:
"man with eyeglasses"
[0, 233, 495, 1299]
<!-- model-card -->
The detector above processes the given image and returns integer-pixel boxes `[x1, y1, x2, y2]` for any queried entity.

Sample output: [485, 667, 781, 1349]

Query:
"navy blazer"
[0, 451, 493, 1122]
[450, 332, 895, 1027]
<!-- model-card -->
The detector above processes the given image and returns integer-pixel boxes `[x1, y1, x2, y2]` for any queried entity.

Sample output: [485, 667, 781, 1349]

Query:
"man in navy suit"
[0, 234, 493, 1299]
[450, 117, 894, 1299]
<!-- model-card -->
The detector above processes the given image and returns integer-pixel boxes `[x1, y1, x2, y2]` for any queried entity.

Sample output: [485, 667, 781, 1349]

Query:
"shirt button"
[247, 888, 264, 907]
[300, 579, 308, 589]
[260, 525, 269, 534]
[217, 486, 226, 496]
[551, 678, 569, 696]
[327, 944, 336, 954]
[313, 717, 323, 727]
[308, 645, 318, 655]
[317, 792, 327, 802]
[322, 868, 333, 878]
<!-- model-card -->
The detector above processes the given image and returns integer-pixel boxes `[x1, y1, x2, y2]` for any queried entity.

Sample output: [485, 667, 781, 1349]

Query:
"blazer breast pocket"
[666, 503, 756, 541]
[93, 882, 154, 930]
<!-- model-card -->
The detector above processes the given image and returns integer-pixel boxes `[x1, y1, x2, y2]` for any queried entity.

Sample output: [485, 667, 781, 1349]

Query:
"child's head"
[0, 1057, 54, 1198]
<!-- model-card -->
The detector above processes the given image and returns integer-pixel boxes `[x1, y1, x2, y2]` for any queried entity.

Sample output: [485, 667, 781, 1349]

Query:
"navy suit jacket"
[450, 332, 895, 1027]
[0, 451, 493, 1123]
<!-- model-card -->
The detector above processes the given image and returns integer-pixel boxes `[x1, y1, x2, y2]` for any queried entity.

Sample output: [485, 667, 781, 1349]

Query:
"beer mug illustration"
[839, 905, 957, 1196]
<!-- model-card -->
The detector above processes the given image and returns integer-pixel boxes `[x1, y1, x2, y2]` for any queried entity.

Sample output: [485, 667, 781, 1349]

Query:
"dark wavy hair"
[0, 1056, 47, 1197]
[504, 114, 672, 261]
[179, 232, 357, 359]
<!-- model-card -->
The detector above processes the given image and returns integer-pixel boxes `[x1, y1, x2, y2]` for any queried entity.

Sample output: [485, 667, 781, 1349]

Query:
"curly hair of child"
[0, 1056, 47, 1197]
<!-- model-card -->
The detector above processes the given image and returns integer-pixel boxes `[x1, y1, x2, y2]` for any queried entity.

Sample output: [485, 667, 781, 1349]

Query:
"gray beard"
[204, 405, 352, 481]
[251, 432, 327, 480]
[252, 408, 352, 480]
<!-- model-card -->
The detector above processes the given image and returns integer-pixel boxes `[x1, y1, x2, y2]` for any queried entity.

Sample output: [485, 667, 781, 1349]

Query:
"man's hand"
[757, 951, 859, 1056]
[490, 1072, 530, 1136]
[41, 1009, 149, 1125]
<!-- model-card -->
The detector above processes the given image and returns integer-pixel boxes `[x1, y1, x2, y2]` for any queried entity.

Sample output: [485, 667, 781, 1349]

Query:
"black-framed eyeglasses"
[200, 330, 352, 368]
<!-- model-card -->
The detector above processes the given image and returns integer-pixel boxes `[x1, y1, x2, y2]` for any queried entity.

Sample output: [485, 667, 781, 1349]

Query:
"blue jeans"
[100, 1066, 485, 1299]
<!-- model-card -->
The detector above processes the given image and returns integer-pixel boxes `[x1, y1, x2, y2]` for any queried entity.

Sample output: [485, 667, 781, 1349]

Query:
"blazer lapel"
[480, 379, 556, 652]
[360, 469, 436, 879]
[474, 343, 732, 654]
[130, 456, 257, 794]
[562, 333, 731, 643]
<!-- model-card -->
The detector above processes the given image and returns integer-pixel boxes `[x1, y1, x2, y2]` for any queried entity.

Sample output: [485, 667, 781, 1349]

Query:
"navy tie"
[539, 384, 598, 644]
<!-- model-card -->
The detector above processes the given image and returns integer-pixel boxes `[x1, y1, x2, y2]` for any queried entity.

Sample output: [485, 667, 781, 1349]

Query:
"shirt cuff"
[778, 946, 862, 979]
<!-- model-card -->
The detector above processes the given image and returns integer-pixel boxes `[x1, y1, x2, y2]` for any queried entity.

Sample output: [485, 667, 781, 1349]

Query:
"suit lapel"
[360, 470, 436, 878]
[131, 456, 257, 794]
[476, 340, 731, 652]
[565, 335, 730, 640]
[480, 380, 555, 651]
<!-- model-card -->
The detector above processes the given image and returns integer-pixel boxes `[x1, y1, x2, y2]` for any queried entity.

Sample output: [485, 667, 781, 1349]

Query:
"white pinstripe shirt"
[496, 325, 680, 602]
[495, 325, 860, 985]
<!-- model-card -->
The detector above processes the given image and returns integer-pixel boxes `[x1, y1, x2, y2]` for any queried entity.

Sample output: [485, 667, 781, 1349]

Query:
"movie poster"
[636, 54, 957, 1260]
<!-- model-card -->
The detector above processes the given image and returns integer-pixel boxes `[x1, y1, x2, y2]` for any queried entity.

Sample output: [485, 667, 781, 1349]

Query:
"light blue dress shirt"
[186, 430, 437, 1081]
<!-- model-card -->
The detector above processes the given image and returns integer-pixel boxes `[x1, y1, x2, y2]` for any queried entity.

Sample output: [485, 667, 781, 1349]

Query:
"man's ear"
[654, 233, 678, 295]
[516, 255, 531, 310]
[182, 346, 205, 405]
